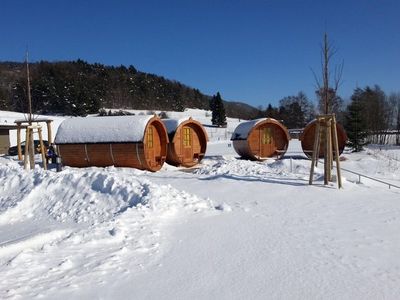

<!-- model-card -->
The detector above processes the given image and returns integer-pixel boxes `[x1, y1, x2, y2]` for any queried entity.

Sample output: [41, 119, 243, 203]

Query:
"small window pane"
[148, 127, 154, 148]
[183, 127, 191, 147]
[263, 128, 272, 144]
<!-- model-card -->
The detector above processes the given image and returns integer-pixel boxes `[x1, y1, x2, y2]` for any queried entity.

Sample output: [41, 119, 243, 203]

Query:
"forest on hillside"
[0, 60, 259, 120]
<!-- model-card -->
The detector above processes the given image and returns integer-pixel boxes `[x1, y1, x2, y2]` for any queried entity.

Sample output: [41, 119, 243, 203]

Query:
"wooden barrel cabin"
[231, 118, 290, 160]
[162, 118, 208, 167]
[55, 115, 169, 171]
[299, 119, 348, 158]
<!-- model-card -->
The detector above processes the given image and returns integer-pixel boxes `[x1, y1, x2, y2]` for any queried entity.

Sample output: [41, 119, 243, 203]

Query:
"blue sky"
[1, 0, 399, 108]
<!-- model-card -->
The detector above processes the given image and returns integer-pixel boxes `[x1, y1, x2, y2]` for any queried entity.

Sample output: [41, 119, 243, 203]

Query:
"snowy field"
[0, 110, 400, 299]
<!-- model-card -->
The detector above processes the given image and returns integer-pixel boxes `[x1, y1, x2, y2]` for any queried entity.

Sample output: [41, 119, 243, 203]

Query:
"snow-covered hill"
[0, 109, 400, 299]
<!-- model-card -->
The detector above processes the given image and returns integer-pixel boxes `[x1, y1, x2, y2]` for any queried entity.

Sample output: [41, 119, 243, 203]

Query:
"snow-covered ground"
[0, 110, 400, 299]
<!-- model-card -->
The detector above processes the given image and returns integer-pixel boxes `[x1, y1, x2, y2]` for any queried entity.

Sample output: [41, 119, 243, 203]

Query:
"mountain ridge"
[0, 60, 260, 120]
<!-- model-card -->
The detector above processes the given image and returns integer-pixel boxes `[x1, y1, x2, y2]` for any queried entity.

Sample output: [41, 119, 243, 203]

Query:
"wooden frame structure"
[15, 118, 53, 161]
[23, 124, 48, 170]
[309, 114, 342, 188]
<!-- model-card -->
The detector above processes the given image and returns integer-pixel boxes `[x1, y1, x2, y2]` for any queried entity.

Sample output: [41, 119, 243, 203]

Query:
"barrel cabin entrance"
[231, 118, 290, 160]
[55, 115, 169, 172]
[162, 118, 208, 167]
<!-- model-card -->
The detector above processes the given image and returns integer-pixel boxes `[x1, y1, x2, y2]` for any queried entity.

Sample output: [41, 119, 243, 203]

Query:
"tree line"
[345, 85, 400, 150]
[1, 60, 399, 148]
[0, 60, 209, 116]
[0, 60, 263, 120]
[260, 85, 400, 150]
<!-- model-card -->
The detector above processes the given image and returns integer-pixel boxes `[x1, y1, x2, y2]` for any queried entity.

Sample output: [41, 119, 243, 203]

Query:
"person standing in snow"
[46, 144, 56, 164]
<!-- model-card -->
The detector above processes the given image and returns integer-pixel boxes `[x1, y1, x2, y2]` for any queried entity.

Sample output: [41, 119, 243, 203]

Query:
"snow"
[1, 109, 400, 299]
[162, 118, 188, 134]
[55, 115, 154, 144]
[230, 118, 266, 140]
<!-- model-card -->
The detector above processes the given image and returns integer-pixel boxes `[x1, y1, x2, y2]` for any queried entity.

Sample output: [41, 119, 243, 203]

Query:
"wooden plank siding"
[56, 117, 169, 172]
[232, 119, 290, 160]
[299, 119, 348, 159]
[165, 119, 208, 167]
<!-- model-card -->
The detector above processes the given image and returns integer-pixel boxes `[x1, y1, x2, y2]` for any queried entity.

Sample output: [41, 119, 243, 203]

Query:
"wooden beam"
[38, 127, 47, 170]
[309, 120, 321, 185]
[332, 115, 343, 188]
[23, 128, 30, 170]
[17, 124, 22, 160]
[46, 120, 52, 144]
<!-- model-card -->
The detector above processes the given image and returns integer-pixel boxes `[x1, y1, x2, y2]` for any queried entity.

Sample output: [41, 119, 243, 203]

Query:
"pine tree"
[210, 92, 227, 127]
[345, 88, 368, 152]
[265, 104, 278, 119]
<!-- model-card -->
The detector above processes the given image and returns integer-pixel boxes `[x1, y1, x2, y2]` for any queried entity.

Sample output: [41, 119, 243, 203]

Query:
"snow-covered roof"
[14, 118, 53, 123]
[230, 118, 266, 140]
[162, 118, 190, 134]
[0, 124, 22, 130]
[55, 115, 154, 144]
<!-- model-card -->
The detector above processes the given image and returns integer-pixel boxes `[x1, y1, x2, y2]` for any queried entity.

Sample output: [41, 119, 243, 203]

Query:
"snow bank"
[195, 156, 311, 180]
[0, 158, 214, 299]
[0, 160, 212, 226]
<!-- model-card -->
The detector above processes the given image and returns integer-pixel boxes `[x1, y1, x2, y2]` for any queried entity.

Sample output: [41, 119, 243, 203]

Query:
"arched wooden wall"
[299, 119, 348, 158]
[231, 118, 290, 160]
[163, 118, 208, 167]
[55, 116, 169, 172]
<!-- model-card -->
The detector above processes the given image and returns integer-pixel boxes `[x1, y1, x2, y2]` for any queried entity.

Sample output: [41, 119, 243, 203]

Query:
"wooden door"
[182, 126, 193, 164]
[146, 125, 155, 166]
[260, 126, 275, 157]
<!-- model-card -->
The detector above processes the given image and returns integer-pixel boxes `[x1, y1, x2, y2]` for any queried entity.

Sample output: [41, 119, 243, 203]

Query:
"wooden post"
[16, 123, 22, 160]
[309, 120, 321, 185]
[46, 120, 52, 144]
[327, 118, 333, 182]
[309, 114, 343, 189]
[329, 121, 333, 170]
[323, 120, 329, 185]
[38, 127, 47, 170]
[332, 116, 343, 188]
[28, 128, 35, 170]
[315, 124, 321, 167]
[24, 128, 30, 170]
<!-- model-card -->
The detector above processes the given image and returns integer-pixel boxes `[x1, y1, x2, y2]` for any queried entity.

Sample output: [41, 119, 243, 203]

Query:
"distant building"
[0, 125, 20, 154]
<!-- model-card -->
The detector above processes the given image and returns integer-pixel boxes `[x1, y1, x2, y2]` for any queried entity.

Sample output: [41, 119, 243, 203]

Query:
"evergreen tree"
[0, 60, 260, 119]
[0, 88, 9, 110]
[345, 88, 368, 151]
[265, 103, 280, 120]
[278, 92, 314, 128]
[210, 92, 227, 127]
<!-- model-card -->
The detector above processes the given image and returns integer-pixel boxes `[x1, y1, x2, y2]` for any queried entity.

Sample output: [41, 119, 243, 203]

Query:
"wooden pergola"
[14, 118, 53, 161]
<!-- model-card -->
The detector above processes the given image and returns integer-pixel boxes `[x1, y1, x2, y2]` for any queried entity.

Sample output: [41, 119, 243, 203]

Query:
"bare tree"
[312, 33, 344, 115]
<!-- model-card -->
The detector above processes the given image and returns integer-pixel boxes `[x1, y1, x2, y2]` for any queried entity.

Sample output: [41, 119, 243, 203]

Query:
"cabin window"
[262, 127, 272, 144]
[147, 127, 154, 148]
[183, 127, 191, 147]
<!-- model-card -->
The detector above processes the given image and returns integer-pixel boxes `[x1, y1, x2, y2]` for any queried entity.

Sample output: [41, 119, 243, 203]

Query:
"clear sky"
[1, 0, 399, 108]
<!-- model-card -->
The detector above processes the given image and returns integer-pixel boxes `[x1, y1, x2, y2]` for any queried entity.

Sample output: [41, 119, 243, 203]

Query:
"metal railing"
[286, 153, 400, 190]
[313, 158, 400, 190]
[339, 166, 400, 190]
